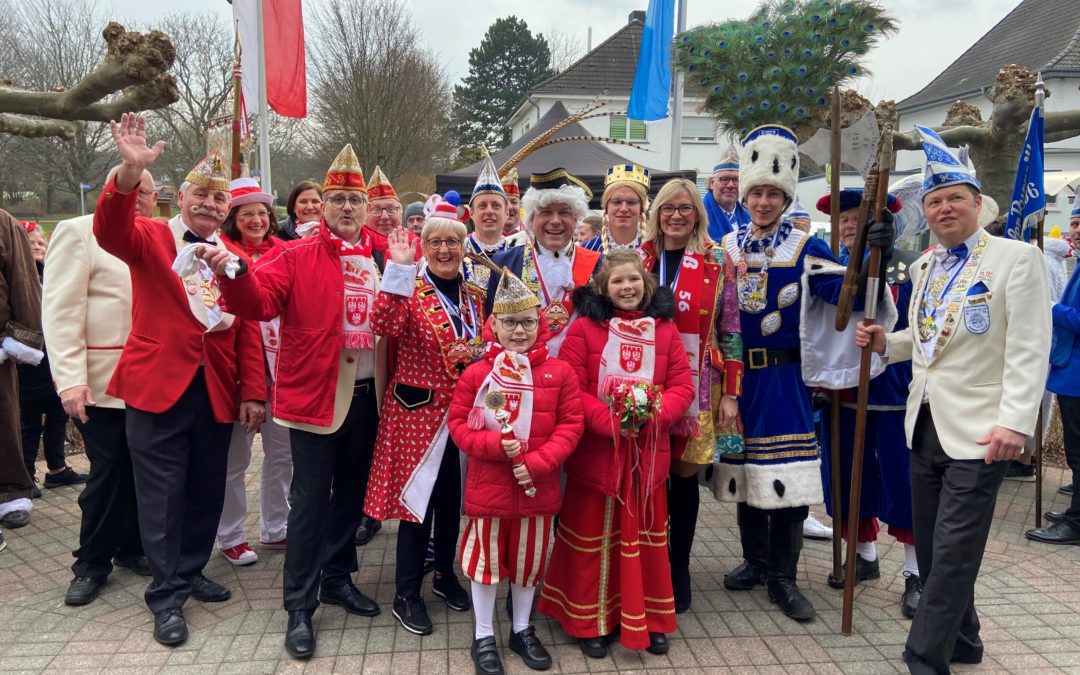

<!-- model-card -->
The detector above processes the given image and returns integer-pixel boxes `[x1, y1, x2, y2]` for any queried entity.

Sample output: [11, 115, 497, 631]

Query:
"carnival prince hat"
[367, 166, 398, 202]
[186, 151, 231, 192]
[323, 143, 367, 193]
[738, 125, 799, 202]
[914, 125, 980, 199]
[492, 267, 541, 315]
[471, 150, 507, 203]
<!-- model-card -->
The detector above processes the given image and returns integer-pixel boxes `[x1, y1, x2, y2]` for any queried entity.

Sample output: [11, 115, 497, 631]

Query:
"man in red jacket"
[206, 143, 382, 660]
[94, 113, 266, 647]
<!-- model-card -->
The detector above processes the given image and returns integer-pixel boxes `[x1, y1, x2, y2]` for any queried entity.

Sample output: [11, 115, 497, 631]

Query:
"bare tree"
[544, 25, 585, 74]
[307, 0, 455, 192]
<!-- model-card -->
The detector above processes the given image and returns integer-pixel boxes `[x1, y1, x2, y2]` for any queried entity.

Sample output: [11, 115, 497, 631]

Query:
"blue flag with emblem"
[628, 0, 674, 122]
[1005, 102, 1045, 242]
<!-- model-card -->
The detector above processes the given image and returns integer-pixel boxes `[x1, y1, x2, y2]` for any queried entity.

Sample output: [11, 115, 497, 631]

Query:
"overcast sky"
[108, 0, 1021, 104]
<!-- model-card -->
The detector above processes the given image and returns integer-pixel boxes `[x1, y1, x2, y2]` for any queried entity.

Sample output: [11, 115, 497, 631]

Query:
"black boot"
[724, 503, 769, 590]
[766, 513, 815, 622]
[668, 474, 700, 613]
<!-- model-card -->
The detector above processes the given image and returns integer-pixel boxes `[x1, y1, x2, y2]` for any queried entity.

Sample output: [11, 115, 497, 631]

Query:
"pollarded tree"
[452, 16, 555, 150]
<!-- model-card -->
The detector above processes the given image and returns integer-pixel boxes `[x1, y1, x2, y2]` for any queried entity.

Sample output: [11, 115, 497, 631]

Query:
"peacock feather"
[675, 0, 896, 141]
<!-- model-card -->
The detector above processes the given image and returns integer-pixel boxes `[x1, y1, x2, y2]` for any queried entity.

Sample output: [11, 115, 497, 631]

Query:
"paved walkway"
[2, 447, 1079, 674]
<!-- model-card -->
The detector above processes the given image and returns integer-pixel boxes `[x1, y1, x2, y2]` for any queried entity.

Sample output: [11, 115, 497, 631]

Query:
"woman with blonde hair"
[639, 178, 743, 613]
[582, 164, 650, 253]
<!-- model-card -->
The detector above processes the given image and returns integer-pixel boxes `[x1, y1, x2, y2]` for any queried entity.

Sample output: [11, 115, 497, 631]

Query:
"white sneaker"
[803, 514, 833, 540]
[220, 542, 258, 566]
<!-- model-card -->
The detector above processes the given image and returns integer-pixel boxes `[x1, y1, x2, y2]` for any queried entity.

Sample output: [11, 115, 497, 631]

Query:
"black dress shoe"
[432, 571, 471, 612]
[43, 467, 88, 488]
[471, 636, 505, 675]
[30, 481, 41, 499]
[509, 626, 551, 670]
[1025, 520, 1080, 545]
[353, 516, 382, 546]
[578, 636, 608, 659]
[284, 609, 315, 659]
[1046, 511, 1064, 524]
[392, 594, 433, 635]
[0, 510, 30, 529]
[190, 574, 231, 602]
[319, 581, 380, 616]
[950, 646, 984, 664]
[64, 576, 106, 606]
[767, 579, 815, 622]
[646, 632, 669, 655]
[901, 575, 922, 619]
[1060, 483, 1075, 496]
[724, 561, 766, 590]
[113, 554, 151, 577]
[153, 607, 188, 646]
[827, 555, 881, 589]
[671, 564, 691, 613]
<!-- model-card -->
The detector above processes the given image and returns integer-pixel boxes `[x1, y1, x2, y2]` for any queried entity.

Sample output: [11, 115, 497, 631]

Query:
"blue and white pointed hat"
[1071, 193, 1080, 218]
[787, 196, 810, 220]
[713, 142, 740, 173]
[915, 125, 980, 199]
[470, 148, 506, 203]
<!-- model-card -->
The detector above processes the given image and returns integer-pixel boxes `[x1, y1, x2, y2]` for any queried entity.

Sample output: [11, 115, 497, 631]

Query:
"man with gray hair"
[485, 168, 601, 357]
[44, 165, 156, 607]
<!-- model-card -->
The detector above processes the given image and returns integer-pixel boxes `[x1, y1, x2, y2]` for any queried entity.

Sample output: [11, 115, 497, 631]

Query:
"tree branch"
[0, 113, 80, 139]
[1044, 110, 1080, 136]
[892, 124, 987, 150]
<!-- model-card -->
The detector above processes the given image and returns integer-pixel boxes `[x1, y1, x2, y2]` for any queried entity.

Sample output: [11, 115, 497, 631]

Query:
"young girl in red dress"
[537, 250, 695, 658]
[448, 271, 584, 675]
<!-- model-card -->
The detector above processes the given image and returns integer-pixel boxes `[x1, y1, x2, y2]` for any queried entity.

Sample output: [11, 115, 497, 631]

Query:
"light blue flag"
[1005, 104, 1045, 242]
[628, 0, 675, 122]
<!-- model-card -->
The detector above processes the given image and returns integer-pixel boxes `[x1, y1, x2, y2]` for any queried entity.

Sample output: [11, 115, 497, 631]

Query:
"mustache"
[191, 204, 226, 219]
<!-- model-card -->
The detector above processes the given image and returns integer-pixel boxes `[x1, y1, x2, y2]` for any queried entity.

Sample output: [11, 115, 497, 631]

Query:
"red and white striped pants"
[460, 515, 554, 587]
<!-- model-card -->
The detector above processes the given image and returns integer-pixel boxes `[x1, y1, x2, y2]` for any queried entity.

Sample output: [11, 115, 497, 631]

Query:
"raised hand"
[110, 113, 165, 192]
[387, 225, 416, 265]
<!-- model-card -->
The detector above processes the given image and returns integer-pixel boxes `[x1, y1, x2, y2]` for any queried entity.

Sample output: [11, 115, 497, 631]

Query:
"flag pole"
[668, 0, 687, 171]
[256, 0, 272, 193]
[828, 89, 843, 585]
[231, 25, 244, 181]
[1034, 71, 1046, 528]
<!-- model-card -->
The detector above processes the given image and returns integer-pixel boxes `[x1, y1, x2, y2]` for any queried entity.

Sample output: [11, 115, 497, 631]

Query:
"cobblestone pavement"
[2, 447, 1079, 674]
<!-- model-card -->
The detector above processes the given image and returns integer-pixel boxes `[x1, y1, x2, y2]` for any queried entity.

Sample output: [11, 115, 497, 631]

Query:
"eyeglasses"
[327, 195, 367, 208]
[370, 205, 401, 215]
[498, 317, 539, 331]
[608, 198, 641, 209]
[137, 189, 156, 200]
[659, 204, 696, 216]
[712, 177, 738, 185]
[237, 210, 270, 220]
[425, 238, 461, 250]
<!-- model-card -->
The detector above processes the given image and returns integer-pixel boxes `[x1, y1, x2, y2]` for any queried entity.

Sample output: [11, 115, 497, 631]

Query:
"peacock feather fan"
[676, 0, 896, 141]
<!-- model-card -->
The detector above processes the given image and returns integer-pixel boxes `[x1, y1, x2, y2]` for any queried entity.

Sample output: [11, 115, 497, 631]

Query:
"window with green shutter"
[609, 115, 648, 142]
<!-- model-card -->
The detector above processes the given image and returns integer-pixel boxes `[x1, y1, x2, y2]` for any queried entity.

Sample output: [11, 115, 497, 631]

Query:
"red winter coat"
[559, 285, 695, 497]
[217, 222, 373, 427]
[449, 321, 584, 518]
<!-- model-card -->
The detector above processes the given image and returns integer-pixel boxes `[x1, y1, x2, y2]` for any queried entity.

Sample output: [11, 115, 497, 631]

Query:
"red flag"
[233, 0, 307, 119]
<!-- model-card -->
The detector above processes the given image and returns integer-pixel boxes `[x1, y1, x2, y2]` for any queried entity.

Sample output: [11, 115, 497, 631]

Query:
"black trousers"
[127, 371, 232, 614]
[395, 435, 461, 599]
[903, 406, 1007, 675]
[1059, 396, 1080, 530]
[72, 407, 143, 579]
[283, 381, 378, 611]
[21, 393, 69, 477]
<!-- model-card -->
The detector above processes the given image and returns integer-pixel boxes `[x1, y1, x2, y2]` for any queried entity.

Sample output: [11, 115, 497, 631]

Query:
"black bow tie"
[183, 230, 217, 246]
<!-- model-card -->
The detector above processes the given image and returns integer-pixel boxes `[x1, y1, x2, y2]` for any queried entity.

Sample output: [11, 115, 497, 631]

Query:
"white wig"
[521, 185, 590, 229]
[420, 216, 467, 241]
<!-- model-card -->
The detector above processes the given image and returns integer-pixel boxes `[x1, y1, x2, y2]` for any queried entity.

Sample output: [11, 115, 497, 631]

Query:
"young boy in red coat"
[448, 271, 584, 675]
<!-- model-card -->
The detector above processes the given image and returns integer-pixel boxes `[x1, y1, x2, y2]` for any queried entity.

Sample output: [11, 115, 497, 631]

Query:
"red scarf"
[325, 224, 377, 350]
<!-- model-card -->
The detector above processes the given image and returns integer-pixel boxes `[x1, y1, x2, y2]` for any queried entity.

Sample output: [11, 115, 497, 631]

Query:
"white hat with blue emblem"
[914, 125, 981, 199]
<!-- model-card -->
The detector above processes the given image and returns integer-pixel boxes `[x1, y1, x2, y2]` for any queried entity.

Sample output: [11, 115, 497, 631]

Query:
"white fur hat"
[738, 125, 800, 202]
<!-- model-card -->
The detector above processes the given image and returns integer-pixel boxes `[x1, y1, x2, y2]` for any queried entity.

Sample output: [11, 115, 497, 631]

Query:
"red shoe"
[259, 538, 287, 551]
[220, 542, 258, 566]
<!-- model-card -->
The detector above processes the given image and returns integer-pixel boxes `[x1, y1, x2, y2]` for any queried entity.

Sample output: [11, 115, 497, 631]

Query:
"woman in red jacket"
[448, 272, 584, 675]
[537, 250, 695, 658]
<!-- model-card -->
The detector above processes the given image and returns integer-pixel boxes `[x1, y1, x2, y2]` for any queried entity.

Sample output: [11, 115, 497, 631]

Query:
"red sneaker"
[220, 542, 258, 566]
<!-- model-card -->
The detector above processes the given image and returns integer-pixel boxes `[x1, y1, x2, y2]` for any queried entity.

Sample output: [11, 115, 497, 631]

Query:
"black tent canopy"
[436, 101, 695, 208]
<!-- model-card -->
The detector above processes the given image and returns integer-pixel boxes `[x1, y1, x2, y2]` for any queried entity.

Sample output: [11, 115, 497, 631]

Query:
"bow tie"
[183, 230, 217, 246]
[935, 242, 968, 270]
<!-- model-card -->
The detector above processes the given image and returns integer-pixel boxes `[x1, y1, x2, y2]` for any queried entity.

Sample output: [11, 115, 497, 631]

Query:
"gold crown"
[604, 164, 650, 191]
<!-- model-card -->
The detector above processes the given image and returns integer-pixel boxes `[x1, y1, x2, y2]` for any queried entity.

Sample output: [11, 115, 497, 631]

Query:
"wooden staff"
[828, 89, 843, 584]
[841, 126, 892, 636]
[230, 27, 243, 180]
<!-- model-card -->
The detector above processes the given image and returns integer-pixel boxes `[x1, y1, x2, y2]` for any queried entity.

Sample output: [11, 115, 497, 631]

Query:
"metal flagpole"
[1034, 72, 1046, 528]
[668, 0, 687, 171]
[256, 0, 272, 193]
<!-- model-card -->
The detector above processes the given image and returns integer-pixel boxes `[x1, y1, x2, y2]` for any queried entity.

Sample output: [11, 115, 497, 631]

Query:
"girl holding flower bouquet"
[538, 251, 695, 658]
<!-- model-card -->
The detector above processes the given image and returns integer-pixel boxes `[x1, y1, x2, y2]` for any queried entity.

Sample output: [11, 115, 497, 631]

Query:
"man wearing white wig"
[485, 168, 602, 357]
[716, 124, 896, 623]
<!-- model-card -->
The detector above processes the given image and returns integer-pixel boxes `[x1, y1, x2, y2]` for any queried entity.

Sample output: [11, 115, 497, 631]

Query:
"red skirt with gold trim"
[537, 472, 675, 650]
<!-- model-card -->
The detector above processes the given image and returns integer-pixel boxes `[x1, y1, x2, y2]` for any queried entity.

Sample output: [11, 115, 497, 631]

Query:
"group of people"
[0, 108, 1070, 675]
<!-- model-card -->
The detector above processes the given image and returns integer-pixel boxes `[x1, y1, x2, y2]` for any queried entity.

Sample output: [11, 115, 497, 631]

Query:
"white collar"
[535, 241, 573, 259]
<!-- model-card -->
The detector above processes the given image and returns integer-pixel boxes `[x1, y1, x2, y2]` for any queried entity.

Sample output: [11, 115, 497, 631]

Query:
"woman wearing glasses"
[364, 201, 486, 637]
[582, 164, 651, 254]
[639, 178, 744, 614]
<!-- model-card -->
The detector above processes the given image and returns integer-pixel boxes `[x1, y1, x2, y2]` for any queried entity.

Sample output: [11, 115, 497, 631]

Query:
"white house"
[505, 10, 727, 190]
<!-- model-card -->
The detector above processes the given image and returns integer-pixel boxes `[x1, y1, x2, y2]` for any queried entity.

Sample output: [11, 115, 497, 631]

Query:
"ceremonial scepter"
[838, 124, 892, 636]
[485, 391, 536, 498]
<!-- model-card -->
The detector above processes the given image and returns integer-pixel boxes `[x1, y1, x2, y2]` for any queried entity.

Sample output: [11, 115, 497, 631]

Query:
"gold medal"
[544, 302, 570, 333]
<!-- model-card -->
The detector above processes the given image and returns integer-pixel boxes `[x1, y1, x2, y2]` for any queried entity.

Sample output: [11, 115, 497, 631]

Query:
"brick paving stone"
[2, 451, 1080, 673]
